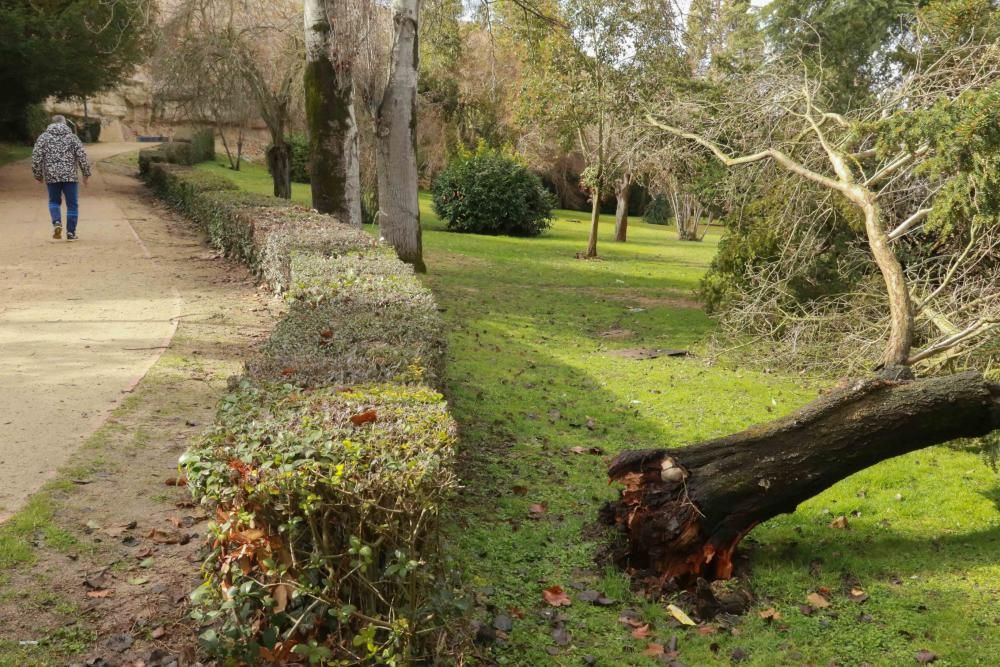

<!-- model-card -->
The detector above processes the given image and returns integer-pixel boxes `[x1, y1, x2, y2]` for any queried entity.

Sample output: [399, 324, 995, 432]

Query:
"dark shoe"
[52, 224, 62, 239]
[67, 232, 78, 241]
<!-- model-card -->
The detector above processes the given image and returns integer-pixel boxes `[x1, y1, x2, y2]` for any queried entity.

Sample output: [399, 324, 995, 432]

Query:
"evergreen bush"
[643, 195, 671, 225]
[432, 144, 555, 236]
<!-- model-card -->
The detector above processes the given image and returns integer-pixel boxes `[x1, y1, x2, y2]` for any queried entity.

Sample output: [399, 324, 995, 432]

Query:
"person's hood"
[45, 122, 73, 136]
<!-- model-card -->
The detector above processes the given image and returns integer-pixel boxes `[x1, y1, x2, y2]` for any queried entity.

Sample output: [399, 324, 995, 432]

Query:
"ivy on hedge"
[182, 382, 457, 665]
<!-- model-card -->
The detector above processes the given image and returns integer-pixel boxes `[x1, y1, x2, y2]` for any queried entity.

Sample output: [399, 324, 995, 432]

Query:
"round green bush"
[643, 195, 671, 225]
[431, 146, 555, 236]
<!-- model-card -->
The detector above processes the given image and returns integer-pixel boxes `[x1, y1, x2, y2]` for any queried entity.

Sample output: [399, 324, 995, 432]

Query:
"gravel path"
[0, 143, 181, 520]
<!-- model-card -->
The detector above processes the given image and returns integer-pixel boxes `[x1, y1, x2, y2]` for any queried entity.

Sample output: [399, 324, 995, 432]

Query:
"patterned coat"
[31, 123, 92, 184]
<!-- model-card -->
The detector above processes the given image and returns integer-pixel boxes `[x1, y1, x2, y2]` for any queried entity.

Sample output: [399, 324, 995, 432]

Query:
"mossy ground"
[206, 158, 1000, 666]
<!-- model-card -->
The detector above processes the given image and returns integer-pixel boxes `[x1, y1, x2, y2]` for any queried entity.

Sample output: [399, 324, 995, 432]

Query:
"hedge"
[182, 382, 456, 664]
[138, 128, 214, 175]
[141, 157, 459, 663]
[142, 162, 377, 292]
[246, 252, 446, 387]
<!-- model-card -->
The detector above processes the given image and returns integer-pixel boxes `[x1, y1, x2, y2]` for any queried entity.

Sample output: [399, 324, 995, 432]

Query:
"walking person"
[31, 115, 92, 241]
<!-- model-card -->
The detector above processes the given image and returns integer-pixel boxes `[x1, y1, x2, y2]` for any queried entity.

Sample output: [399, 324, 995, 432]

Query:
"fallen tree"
[606, 13, 1000, 582]
[603, 371, 1000, 582]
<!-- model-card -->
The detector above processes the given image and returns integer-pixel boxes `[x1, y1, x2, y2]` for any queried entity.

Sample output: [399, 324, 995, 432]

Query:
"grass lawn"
[202, 157, 1000, 666]
[0, 143, 31, 167]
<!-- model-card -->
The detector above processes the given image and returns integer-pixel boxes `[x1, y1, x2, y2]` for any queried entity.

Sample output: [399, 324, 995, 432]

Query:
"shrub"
[144, 158, 460, 662]
[643, 195, 671, 226]
[138, 147, 166, 177]
[182, 381, 457, 665]
[289, 133, 309, 183]
[25, 104, 49, 141]
[143, 163, 237, 218]
[268, 134, 310, 184]
[431, 144, 555, 236]
[190, 128, 215, 163]
[164, 141, 196, 165]
[247, 251, 445, 387]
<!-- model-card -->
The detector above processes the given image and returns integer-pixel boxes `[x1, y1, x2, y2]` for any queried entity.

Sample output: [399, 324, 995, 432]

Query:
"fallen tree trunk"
[603, 372, 1000, 582]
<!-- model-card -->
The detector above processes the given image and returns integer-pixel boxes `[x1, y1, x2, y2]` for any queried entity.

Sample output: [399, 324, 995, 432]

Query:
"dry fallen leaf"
[543, 585, 572, 607]
[273, 583, 292, 613]
[829, 515, 849, 529]
[758, 608, 782, 622]
[849, 587, 870, 603]
[350, 409, 377, 426]
[86, 589, 112, 599]
[806, 592, 831, 609]
[631, 624, 652, 639]
[667, 603, 697, 626]
[643, 643, 665, 656]
[146, 528, 185, 545]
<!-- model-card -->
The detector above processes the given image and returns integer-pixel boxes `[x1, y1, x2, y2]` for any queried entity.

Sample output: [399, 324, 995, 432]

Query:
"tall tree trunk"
[304, 0, 362, 226]
[586, 185, 601, 258]
[614, 172, 630, 242]
[603, 372, 1000, 582]
[376, 0, 425, 272]
[267, 141, 292, 199]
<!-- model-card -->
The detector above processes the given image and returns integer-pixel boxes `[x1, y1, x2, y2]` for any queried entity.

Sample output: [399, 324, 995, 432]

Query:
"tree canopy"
[0, 0, 153, 137]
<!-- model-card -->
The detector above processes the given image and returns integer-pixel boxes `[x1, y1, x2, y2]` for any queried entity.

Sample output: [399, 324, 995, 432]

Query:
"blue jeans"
[47, 182, 79, 234]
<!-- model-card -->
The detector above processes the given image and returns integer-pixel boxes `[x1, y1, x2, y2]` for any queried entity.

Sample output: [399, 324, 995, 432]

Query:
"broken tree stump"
[603, 371, 1000, 582]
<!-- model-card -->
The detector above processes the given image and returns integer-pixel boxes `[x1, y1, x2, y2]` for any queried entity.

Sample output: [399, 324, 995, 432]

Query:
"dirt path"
[0, 149, 279, 665]
[0, 144, 182, 521]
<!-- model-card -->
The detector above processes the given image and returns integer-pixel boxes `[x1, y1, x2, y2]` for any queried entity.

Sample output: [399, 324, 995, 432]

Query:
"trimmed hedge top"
[247, 252, 445, 387]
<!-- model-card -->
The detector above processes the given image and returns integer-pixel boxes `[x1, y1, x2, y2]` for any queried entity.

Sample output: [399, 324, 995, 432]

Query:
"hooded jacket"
[31, 123, 92, 184]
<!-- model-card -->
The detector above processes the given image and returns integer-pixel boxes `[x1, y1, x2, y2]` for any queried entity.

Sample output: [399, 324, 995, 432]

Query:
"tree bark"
[376, 0, 426, 272]
[267, 142, 292, 199]
[304, 0, 362, 226]
[603, 372, 1000, 583]
[586, 186, 601, 258]
[614, 172, 630, 242]
[850, 186, 914, 368]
